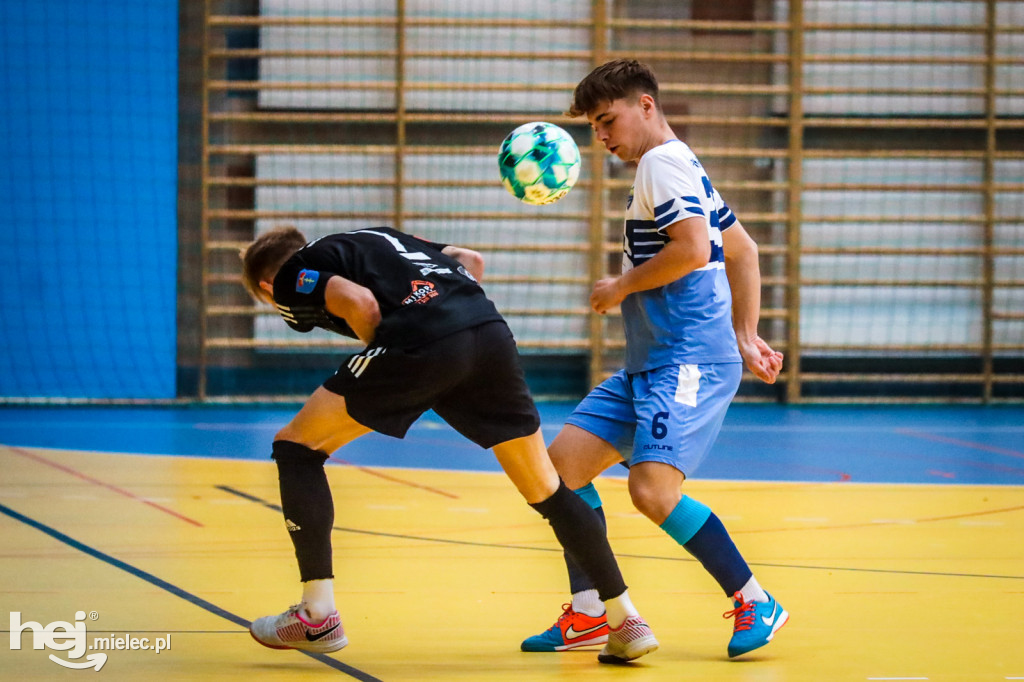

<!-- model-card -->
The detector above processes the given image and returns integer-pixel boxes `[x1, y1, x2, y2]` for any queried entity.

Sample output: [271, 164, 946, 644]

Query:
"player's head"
[568, 59, 667, 162]
[241, 225, 308, 304]
[568, 59, 661, 119]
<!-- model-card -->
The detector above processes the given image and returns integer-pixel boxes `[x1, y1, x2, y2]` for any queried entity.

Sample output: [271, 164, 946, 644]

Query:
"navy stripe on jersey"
[653, 197, 679, 229]
[680, 195, 706, 219]
[718, 203, 736, 229]
[655, 195, 710, 231]
[710, 240, 725, 265]
[627, 223, 725, 268]
[625, 219, 668, 265]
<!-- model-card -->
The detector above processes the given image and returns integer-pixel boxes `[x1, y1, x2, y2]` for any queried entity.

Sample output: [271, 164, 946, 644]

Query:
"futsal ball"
[498, 122, 581, 205]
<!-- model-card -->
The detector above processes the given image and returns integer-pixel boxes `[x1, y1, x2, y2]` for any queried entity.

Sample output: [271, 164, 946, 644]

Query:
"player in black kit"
[241, 225, 658, 663]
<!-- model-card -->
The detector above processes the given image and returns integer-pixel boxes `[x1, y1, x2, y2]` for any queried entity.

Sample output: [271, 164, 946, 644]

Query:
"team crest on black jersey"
[402, 280, 439, 305]
[296, 269, 319, 294]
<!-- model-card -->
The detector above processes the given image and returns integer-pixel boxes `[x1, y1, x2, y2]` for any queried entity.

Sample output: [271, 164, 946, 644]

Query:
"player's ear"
[639, 93, 656, 117]
[258, 280, 275, 303]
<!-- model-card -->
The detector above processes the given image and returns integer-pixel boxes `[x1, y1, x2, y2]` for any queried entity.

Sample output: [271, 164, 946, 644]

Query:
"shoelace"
[722, 593, 756, 632]
[555, 603, 574, 624]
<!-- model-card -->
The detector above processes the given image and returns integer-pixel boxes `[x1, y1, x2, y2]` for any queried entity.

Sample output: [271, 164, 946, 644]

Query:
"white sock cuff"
[571, 589, 604, 617]
[738, 575, 769, 604]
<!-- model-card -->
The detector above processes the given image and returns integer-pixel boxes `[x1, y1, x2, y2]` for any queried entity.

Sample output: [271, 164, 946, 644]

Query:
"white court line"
[867, 678, 928, 681]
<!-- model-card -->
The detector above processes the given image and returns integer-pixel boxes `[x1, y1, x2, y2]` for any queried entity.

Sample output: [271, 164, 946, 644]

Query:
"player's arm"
[721, 220, 783, 384]
[590, 216, 709, 314]
[323, 275, 381, 345]
[441, 245, 485, 282]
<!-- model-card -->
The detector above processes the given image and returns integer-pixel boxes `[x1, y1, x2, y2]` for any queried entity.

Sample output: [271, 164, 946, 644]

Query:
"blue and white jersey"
[620, 140, 741, 372]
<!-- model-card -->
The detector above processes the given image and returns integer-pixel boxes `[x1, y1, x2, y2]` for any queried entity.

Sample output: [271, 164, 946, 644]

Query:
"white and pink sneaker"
[250, 604, 348, 654]
[597, 615, 659, 664]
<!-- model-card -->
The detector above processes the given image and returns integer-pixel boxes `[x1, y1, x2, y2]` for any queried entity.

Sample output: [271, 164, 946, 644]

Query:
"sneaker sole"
[249, 628, 349, 654]
[521, 634, 609, 652]
[597, 635, 659, 664]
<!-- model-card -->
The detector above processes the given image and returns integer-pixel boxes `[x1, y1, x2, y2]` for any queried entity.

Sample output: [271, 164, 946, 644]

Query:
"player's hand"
[590, 277, 626, 315]
[737, 334, 783, 384]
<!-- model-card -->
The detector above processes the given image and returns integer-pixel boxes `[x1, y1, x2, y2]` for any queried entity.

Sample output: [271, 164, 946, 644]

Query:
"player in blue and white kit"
[521, 59, 788, 659]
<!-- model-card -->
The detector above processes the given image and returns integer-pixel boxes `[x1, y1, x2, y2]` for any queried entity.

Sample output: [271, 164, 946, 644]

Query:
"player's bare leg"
[495, 429, 657, 662]
[520, 425, 624, 652]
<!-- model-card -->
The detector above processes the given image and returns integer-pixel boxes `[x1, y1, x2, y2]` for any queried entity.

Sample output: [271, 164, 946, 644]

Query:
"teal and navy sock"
[660, 496, 753, 596]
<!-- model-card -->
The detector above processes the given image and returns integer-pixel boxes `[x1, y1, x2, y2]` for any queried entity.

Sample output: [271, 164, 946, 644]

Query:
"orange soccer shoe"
[520, 603, 610, 652]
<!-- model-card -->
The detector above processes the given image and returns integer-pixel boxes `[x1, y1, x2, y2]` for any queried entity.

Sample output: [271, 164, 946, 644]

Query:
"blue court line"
[218, 484, 567, 554]
[219, 485, 1024, 582]
[0, 501, 381, 681]
[4, 403, 1024, 485]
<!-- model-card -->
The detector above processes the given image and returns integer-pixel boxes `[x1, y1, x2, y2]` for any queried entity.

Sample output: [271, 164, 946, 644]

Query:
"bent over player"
[519, 59, 788, 659]
[240, 225, 658, 663]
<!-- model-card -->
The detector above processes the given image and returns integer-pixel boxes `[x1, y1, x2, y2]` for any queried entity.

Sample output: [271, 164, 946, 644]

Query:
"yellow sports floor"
[2, 443, 1023, 681]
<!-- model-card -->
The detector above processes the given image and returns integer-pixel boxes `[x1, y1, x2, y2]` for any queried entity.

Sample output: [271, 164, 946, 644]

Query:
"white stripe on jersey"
[357, 228, 431, 261]
[275, 304, 297, 323]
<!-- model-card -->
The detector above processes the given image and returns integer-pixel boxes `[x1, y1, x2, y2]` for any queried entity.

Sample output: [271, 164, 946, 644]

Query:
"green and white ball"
[498, 122, 581, 205]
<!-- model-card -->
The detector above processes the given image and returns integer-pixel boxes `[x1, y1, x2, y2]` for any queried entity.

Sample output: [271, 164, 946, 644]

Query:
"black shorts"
[322, 320, 541, 449]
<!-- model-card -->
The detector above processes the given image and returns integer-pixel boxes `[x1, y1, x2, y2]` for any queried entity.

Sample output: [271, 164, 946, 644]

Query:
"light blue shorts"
[565, 363, 742, 477]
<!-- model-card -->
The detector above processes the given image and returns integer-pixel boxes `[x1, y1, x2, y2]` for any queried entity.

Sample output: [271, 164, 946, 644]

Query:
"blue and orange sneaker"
[521, 603, 609, 652]
[723, 592, 789, 658]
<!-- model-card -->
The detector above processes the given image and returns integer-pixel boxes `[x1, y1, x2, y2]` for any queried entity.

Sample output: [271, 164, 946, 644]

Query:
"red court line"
[917, 504, 1024, 523]
[736, 503, 1024, 535]
[3, 444, 204, 527]
[328, 456, 460, 499]
[894, 428, 1024, 460]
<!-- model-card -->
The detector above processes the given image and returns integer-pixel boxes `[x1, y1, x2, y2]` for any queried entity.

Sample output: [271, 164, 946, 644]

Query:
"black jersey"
[272, 227, 503, 348]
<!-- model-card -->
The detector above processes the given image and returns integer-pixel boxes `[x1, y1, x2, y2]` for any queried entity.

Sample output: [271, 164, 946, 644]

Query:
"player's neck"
[637, 124, 679, 159]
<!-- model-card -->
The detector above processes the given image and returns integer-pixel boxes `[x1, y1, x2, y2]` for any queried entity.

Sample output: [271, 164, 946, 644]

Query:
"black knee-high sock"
[272, 440, 334, 582]
[530, 481, 626, 601]
[565, 505, 605, 594]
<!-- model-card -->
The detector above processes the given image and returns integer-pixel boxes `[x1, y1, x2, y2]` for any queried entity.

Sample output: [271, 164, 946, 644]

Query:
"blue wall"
[0, 1, 178, 399]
